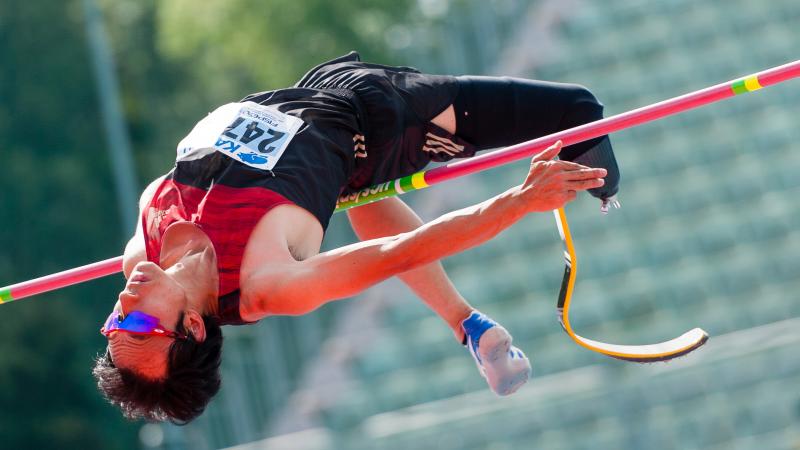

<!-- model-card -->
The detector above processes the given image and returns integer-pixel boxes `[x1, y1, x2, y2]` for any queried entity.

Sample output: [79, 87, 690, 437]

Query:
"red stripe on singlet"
[142, 179, 294, 296]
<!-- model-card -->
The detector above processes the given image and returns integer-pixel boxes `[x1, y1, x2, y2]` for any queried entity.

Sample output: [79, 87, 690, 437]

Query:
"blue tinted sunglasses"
[100, 310, 188, 340]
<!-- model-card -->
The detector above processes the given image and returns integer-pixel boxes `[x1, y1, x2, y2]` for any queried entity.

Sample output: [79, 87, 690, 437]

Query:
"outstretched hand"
[518, 141, 607, 212]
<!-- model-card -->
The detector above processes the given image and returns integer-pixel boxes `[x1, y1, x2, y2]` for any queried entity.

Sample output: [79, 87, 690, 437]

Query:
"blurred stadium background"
[1, 0, 798, 449]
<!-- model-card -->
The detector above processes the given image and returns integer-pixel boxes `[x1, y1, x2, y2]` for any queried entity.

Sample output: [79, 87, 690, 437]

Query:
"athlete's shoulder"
[238, 203, 324, 321]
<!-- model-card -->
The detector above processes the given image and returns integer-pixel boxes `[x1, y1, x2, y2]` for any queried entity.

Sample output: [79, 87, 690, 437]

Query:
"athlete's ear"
[183, 310, 207, 342]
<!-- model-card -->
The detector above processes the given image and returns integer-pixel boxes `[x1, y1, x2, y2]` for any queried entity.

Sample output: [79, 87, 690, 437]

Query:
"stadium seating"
[277, 0, 800, 449]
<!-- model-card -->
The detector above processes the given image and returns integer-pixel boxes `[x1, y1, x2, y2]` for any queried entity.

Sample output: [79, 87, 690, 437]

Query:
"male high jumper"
[94, 52, 619, 423]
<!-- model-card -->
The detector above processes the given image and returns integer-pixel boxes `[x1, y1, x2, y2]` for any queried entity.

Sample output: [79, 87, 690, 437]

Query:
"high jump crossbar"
[1, 59, 798, 305]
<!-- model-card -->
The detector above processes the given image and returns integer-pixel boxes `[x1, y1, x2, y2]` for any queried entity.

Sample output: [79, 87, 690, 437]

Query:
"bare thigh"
[431, 104, 456, 134]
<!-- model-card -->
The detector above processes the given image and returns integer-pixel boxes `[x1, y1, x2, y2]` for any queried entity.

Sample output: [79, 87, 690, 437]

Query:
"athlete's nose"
[118, 290, 140, 314]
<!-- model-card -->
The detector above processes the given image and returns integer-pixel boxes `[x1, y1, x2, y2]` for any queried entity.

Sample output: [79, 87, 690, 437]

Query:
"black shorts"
[294, 53, 618, 202]
[232, 52, 474, 230]
[295, 51, 476, 194]
[188, 53, 614, 232]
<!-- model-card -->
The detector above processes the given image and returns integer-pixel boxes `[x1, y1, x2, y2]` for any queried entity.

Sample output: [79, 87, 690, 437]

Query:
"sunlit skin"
[107, 107, 459, 379]
[107, 106, 606, 380]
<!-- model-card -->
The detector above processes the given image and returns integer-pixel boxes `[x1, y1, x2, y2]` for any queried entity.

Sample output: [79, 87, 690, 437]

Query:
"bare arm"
[348, 196, 473, 339]
[243, 141, 606, 316]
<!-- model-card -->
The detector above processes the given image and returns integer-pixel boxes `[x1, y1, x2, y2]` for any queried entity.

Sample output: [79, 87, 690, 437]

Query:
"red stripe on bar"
[426, 60, 800, 186]
[8, 256, 123, 300]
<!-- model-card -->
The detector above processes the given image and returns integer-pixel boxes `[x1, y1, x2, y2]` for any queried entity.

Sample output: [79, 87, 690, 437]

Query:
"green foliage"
[154, 0, 413, 93]
[1, 0, 139, 448]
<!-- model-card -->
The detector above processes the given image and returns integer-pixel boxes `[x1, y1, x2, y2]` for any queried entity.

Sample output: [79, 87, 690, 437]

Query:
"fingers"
[523, 141, 607, 209]
[553, 159, 596, 171]
[561, 167, 606, 191]
[525, 156, 605, 187]
[559, 167, 607, 180]
[565, 177, 606, 191]
[531, 140, 562, 163]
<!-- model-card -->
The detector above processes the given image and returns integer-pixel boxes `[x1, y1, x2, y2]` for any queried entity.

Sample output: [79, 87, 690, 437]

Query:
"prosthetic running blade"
[553, 207, 708, 362]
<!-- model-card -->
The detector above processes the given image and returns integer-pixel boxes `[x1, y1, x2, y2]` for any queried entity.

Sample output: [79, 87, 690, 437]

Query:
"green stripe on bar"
[730, 79, 748, 95]
[335, 181, 398, 211]
[0, 288, 12, 304]
[399, 174, 416, 193]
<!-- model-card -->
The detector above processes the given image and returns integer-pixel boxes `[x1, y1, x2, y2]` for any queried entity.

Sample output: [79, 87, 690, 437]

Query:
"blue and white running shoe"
[461, 311, 531, 396]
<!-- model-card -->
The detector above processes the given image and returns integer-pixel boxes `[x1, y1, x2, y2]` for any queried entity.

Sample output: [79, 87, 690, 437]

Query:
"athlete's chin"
[133, 260, 164, 276]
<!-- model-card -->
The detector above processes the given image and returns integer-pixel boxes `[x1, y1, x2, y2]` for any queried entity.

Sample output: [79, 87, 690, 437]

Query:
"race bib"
[176, 102, 304, 171]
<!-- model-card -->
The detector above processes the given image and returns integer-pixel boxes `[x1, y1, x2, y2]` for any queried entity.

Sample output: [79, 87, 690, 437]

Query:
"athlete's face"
[105, 261, 188, 379]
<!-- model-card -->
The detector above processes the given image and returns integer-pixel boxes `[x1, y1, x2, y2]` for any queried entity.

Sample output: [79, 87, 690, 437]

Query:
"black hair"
[93, 314, 223, 424]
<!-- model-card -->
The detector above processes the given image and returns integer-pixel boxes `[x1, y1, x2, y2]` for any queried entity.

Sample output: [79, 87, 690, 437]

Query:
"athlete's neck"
[160, 223, 220, 316]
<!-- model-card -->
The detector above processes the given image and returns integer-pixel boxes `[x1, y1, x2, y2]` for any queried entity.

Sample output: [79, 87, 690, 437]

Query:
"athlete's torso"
[137, 52, 464, 324]
[133, 176, 322, 325]
[140, 90, 361, 324]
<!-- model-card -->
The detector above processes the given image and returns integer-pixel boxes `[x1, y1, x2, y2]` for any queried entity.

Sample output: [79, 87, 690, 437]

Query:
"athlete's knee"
[558, 84, 605, 129]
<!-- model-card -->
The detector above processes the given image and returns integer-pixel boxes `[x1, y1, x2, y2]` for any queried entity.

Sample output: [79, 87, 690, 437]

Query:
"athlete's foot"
[461, 311, 531, 396]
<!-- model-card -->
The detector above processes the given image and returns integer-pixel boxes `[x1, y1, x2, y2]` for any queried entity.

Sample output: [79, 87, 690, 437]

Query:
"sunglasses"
[100, 310, 188, 340]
